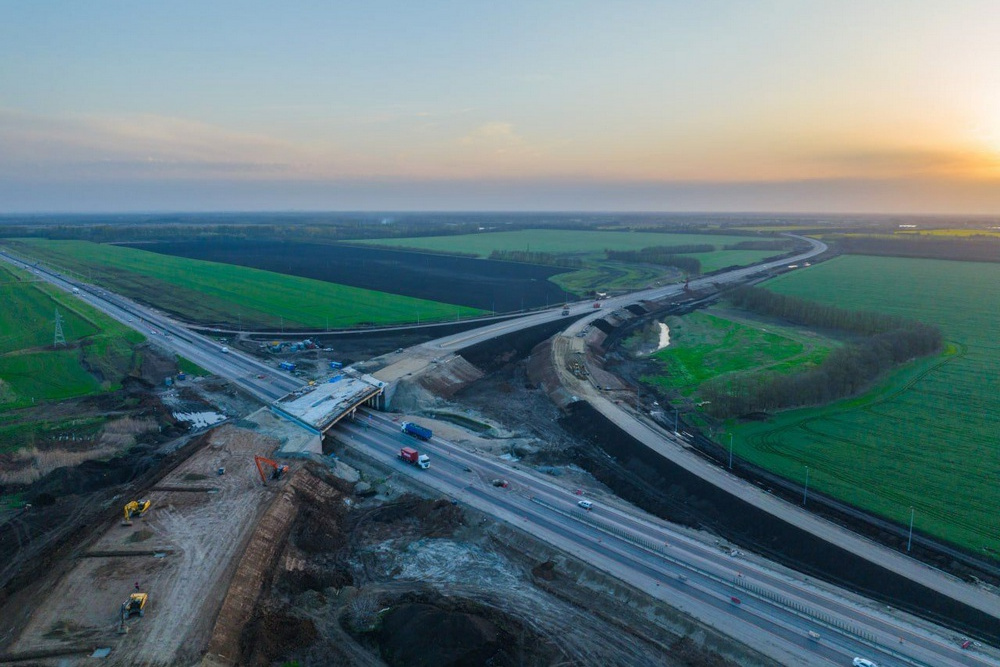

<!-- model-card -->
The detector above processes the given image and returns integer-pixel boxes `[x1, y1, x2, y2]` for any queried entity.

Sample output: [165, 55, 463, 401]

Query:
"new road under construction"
[1, 238, 998, 667]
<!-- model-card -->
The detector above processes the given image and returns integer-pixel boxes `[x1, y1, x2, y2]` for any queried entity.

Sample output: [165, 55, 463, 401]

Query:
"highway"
[0, 250, 301, 402]
[422, 235, 827, 354]
[339, 411, 992, 667]
[7, 236, 998, 664]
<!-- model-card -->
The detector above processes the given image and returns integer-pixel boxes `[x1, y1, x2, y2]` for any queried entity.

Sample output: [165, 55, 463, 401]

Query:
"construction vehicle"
[121, 499, 151, 526]
[254, 455, 289, 485]
[399, 447, 430, 470]
[118, 592, 148, 634]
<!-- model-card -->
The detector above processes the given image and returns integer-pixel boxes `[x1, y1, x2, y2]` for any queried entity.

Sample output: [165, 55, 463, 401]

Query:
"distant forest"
[698, 286, 943, 418]
[834, 234, 1000, 263]
[605, 246, 707, 274]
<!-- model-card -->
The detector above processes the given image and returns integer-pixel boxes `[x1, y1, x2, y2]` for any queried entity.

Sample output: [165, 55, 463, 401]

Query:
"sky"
[3, 1, 1000, 214]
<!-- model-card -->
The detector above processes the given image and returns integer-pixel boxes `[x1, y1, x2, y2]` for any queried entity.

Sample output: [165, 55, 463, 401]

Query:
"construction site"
[2, 285, 996, 667]
[0, 398, 764, 667]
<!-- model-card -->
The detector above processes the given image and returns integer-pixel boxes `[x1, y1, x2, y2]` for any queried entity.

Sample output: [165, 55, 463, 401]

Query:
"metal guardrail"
[529, 496, 934, 667]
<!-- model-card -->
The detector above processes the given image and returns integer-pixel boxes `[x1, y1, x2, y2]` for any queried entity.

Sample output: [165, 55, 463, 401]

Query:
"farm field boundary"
[2, 239, 484, 330]
[0, 262, 143, 413]
[358, 229, 788, 290]
[731, 256, 1000, 556]
[122, 239, 572, 313]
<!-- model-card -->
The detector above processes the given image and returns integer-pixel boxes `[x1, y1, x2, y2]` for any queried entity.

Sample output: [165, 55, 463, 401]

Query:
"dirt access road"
[2, 423, 286, 667]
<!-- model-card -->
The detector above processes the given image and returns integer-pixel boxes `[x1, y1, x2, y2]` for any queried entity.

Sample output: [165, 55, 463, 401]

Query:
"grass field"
[644, 311, 834, 397]
[360, 229, 781, 293]
[0, 262, 144, 410]
[732, 256, 1000, 555]
[4, 239, 485, 329]
[361, 229, 778, 261]
[897, 229, 1000, 238]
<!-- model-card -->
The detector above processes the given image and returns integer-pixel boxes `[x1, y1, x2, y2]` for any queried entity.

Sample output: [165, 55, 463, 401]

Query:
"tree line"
[832, 234, 1000, 263]
[723, 240, 794, 251]
[487, 250, 583, 268]
[698, 286, 943, 418]
[605, 245, 707, 274]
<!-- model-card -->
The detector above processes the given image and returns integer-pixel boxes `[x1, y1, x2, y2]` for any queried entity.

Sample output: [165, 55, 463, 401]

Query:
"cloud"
[459, 122, 529, 154]
[0, 108, 308, 180]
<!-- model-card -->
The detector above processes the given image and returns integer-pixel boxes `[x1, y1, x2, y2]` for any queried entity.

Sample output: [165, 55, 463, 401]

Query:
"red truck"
[399, 447, 430, 470]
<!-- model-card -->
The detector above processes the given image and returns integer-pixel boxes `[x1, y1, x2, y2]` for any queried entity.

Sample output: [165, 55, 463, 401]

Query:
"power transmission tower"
[53, 309, 66, 347]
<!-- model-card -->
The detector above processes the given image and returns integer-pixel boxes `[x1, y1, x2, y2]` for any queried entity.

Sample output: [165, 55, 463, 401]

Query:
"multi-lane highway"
[340, 411, 993, 667]
[8, 236, 998, 664]
[0, 250, 300, 402]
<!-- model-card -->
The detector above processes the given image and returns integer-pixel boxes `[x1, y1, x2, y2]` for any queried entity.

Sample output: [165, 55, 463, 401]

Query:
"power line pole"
[907, 506, 915, 552]
[802, 466, 810, 506]
[53, 309, 66, 347]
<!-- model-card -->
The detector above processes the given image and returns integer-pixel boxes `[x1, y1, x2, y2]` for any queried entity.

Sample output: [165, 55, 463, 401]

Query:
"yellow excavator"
[117, 592, 148, 634]
[121, 499, 151, 526]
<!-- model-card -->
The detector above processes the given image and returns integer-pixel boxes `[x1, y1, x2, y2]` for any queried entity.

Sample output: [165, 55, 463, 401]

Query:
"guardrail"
[529, 496, 934, 667]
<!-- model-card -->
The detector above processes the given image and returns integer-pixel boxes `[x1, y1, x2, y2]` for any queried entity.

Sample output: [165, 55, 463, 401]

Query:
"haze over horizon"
[4, 1, 1000, 214]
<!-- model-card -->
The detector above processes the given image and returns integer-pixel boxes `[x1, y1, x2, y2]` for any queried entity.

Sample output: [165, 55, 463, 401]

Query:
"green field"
[360, 229, 773, 256]
[360, 230, 782, 292]
[732, 256, 1000, 555]
[0, 263, 144, 411]
[645, 311, 834, 396]
[4, 239, 484, 329]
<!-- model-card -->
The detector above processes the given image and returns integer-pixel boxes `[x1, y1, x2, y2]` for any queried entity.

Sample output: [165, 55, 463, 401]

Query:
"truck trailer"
[399, 446, 430, 469]
[401, 421, 432, 440]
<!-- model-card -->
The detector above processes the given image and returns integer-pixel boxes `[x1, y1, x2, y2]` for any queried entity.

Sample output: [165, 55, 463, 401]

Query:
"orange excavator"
[254, 455, 289, 485]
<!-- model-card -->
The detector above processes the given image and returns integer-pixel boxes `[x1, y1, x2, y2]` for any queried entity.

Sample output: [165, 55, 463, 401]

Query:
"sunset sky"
[3, 1, 1000, 213]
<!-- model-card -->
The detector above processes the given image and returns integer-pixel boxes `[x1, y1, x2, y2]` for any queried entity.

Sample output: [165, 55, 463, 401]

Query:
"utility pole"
[53, 309, 66, 347]
[728, 433, 734, 469]
[907, 506, 915, 552]
[803, 466, 810, 505]
[673, 409, 679, 435]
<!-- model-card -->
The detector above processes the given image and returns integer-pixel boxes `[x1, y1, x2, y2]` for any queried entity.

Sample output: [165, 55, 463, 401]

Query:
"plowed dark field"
[127, 240, 572, 313]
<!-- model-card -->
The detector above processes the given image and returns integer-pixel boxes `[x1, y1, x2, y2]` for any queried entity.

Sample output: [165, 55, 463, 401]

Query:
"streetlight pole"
[674, 409, 679, 435]
[803, 466, 810, 505]
[728, 434, 734, 469]
[907, 506, 915, 552]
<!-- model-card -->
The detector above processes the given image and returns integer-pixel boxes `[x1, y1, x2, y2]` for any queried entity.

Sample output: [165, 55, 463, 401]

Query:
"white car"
[853, 659, 878, 667]
[577, 500, 593, 510]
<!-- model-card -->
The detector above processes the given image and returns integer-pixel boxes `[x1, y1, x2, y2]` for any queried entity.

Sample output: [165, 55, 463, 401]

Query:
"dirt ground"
[237, 458, 753, 667]
[2, 423, 291, 667]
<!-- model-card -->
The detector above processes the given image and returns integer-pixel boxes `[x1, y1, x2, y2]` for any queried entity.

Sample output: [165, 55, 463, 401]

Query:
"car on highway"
[852, 658, 877, 667]
[577, 500, 593, 510]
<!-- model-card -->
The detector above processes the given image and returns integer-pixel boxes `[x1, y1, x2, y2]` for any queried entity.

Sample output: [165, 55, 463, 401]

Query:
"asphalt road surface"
[339, 411, 993, 667]
[9, 237, 997, 664]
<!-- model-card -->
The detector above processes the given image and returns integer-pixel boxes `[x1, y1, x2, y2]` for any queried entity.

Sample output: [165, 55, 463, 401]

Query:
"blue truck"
[329, 361, 343, 369]
[279, 361, 296, 371]
[401, 422, 432, 441]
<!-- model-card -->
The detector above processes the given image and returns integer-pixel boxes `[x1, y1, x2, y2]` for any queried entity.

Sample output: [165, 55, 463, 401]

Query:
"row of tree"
[487, 250, 582, 268]
[698, 286, 943, 418]
[833, 234, 1000, 263]
[727, 285, 911, 336]
[605, 246, 705, 273]
[723, 240, 794, 251]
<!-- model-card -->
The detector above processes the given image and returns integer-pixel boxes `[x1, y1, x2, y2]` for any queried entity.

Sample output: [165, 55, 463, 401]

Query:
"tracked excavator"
[121, 499, 151, 526]
[117, 592, 148, 634]
[254, 455, 289, 485]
